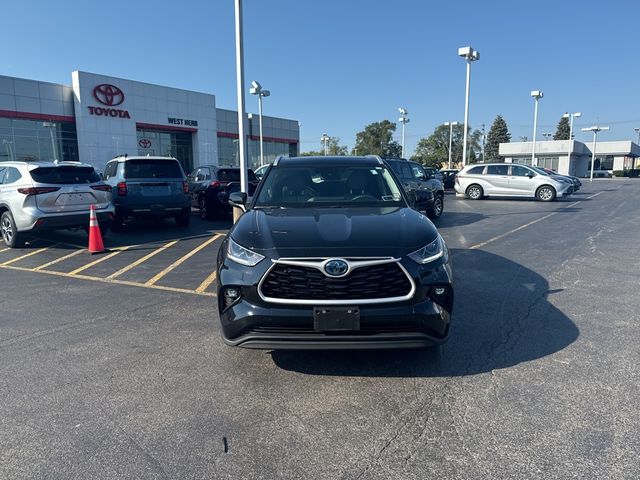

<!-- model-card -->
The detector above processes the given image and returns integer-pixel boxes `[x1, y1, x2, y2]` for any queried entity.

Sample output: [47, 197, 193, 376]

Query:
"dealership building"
[499, 140, 640, 177]
[0, 71, 299, 173]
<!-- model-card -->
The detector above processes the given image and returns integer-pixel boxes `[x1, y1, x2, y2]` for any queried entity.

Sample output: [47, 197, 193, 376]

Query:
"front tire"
[1, 211, 26, 248]
[536, 185, 556, 202]
[466, 184, 484, 200]
[427, 194, 444, 219]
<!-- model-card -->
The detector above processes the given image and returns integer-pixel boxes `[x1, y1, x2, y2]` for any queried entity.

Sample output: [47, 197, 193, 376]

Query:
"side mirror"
[229, 192, 247, 211]
[528, 172, 535, 178]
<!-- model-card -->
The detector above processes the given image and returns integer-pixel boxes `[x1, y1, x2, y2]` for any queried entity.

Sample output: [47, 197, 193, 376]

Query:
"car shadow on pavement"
[271, 248, 579, 377]
[432, 212, 486, 228]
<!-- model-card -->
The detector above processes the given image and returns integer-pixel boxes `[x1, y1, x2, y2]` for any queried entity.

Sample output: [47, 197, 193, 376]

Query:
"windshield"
[530, 166, 550, 176]
[254, 165, 405, 208]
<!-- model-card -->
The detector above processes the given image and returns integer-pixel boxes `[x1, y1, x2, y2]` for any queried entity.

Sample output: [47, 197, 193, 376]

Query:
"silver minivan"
[454, 163, 573, 201]
[0, 161, 114, 247]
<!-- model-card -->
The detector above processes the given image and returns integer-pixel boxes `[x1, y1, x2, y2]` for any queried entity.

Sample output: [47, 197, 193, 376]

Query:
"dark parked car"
[188, 166, 259, 219]
[385, 159, 445, 219]
[216, 155, 454, 350]
[103, 155, 191, 230]
[440, 169, 459, 189]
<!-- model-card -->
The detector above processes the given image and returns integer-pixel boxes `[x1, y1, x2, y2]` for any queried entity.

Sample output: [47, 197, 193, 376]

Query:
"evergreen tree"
[553, 116, 571, 140]
[484, 115, 511, 161]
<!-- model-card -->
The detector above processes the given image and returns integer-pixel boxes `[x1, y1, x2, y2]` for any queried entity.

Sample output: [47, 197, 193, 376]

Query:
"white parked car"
[454, 163, 573, 202]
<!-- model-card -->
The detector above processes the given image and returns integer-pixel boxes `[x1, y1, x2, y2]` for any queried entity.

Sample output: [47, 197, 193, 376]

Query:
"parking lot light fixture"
[458, 46, 480, 167]
[250, 80, 270, 167]
[321, 133, 330, 156]
[530, 90, 544, 166]
[398, 108, 409, 158]
[582, 125, 610, 182]
[635, 127, 640, 144]
[563, 112, 582, 141]
[444, 121, 459, 169]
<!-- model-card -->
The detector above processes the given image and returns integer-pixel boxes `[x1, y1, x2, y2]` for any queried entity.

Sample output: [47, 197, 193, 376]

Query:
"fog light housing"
[429, 285, 453, 312]
[223, 287, 241, 309]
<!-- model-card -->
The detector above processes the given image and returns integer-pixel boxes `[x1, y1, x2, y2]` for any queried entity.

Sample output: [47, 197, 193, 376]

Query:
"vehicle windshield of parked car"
[30, 166, 101, 184]
[218, 168, 258, 183]
[124, 160, 183, 179]
[254, 165, 404, 208]
[530, 166, 551, 176]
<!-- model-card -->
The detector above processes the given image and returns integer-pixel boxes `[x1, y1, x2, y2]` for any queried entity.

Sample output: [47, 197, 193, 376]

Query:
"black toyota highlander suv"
[216, 156, 454, 350]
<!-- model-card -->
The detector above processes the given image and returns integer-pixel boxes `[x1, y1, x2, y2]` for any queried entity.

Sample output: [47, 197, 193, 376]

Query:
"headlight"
[227, 238, 265, 266]
[408, 235, 445, 264]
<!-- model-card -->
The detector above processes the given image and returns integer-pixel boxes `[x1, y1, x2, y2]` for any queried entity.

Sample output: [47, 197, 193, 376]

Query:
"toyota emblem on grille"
[324, 259, 349, 277]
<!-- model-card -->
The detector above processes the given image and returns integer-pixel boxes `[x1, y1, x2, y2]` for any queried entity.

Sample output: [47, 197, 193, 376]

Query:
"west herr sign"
[168, 117, 198, 127]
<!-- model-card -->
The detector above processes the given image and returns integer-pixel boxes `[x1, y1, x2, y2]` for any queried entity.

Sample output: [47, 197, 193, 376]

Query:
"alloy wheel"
[1, 216, 13, 244]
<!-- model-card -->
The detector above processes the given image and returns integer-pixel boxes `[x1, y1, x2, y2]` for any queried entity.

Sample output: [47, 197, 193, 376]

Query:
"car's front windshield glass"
[531, 166, 550, 176]
[254, 165, 404, 208]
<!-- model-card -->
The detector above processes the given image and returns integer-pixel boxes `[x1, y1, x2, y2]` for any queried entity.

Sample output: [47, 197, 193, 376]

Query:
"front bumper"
[220, 299, 451, 349]
[217, 253, 454, 350]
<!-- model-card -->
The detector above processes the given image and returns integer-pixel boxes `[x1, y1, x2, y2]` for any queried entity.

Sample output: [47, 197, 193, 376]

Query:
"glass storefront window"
[0, 118, 78, 163]
[217, 136, 297, 169]
[136, 128, 193, 173]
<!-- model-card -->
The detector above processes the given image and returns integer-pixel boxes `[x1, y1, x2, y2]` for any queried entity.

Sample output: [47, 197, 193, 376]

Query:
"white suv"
[0, 161, 114, 247]
[454, 163, 573, 202]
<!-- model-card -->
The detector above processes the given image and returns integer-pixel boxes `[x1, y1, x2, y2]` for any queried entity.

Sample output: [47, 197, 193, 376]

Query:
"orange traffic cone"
[88, 204, 105, 254]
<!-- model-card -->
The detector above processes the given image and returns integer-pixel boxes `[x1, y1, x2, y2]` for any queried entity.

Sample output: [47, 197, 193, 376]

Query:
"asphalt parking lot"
[2, 179, 639, 479]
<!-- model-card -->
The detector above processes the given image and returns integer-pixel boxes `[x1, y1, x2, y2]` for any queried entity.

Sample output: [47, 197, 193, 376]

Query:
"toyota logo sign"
[93, 84, 125, 106]
[138, 138, 152, 149]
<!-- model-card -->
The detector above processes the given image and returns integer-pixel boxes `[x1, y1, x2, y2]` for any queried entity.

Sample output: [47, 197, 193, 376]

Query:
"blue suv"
[103, 155, 191, 230]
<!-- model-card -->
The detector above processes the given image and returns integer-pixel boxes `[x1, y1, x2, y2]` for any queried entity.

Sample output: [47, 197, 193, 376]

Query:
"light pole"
[520, 136, 528, 142]
[250, 80, 270, 167]
[563, 112, 582, 141]
[234, 0, 249, 197]
[481, 123, 486, 162]
[444, 121, 459, 169]
[321, 133, 329, 156]
[398, 108, 409, 158]
[582, 125, 610, 182]
[458, 46, 480, 167]
[634, 127, 640, 144]
[542, 133, 553, 141]
[42, 122, 59, 161]
[530, 90, 543, 166]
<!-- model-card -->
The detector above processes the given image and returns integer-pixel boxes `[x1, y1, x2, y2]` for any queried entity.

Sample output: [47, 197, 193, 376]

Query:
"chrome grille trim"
[257, 257, 416, 305]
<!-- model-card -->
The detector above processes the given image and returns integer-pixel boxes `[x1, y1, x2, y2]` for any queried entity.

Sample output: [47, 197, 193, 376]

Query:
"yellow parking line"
[145, 234, 222, 286]
[107, 240, 179, 279]
[34, 248, 85, 271]
[0, 264, 216, 297]
[195, 269, 218, 294]
[68, 247, 130, 275]
[0, 247, 10, 253]
[0, 246, 52, 266]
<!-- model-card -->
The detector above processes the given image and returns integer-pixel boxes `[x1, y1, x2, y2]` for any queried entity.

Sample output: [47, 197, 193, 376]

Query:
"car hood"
[230, 206, 438, 258]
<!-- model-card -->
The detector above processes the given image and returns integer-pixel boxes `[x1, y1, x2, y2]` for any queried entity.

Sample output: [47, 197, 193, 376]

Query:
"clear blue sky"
[4, 0, 640, 156]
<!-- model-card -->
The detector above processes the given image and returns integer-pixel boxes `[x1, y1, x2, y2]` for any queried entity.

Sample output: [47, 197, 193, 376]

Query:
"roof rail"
[273, 155, 286, 166]
[365, 155, 385, 165]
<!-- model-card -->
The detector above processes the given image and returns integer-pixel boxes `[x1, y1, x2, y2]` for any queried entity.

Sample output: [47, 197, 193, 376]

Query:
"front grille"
[260, 262, 412, 301]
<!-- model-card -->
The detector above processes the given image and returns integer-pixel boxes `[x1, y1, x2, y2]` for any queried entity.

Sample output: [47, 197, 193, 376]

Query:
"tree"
[352, 120, 402, 158]
[411, 124, 481, 168]
[553, 116, 571, 140]
[300, 136, 348, 156]
[484, 115, 511, 161]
